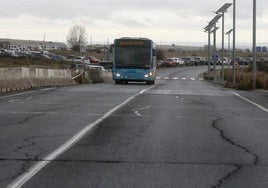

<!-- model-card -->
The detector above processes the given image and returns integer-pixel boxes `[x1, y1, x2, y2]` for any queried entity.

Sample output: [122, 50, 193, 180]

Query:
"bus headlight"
[115, 73, 121, 77]
[144, 72, 153, 78]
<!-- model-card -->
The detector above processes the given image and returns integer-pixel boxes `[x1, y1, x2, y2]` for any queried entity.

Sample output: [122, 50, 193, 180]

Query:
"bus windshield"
[115, 47, 151, 69]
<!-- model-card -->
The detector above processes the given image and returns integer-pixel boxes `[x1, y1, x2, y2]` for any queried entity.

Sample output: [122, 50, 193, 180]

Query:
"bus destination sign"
[116, 39, 150, 47]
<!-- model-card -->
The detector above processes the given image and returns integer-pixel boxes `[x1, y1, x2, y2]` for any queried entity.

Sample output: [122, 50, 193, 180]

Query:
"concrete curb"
[0, 78, 76, 93]
[0, 67, 113, 94]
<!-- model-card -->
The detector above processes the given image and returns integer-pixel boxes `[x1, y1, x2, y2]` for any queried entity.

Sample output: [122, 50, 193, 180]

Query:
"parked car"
[88, 56, 101, 63]
[97, 61, 113, 70]
[235, 57, 250, 66]
[69, 63, 105, 72]
[162, 58, 177, 67]
[70, 56, 90, 64]
[220, 57, 231, 65]
[156, 60, 163, 68]
[177, 57, 185, 66]
[183, 56, 196, 66]
[193, 56, 206, 65]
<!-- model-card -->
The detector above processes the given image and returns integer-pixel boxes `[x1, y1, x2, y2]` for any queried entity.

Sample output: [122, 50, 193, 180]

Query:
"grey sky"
[0, 0, 267, 46]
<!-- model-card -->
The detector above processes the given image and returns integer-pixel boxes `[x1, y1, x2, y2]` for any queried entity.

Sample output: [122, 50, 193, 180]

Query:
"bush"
[257, 61, 268, 73]
[224, 68, 268, 90]
[256, 72, 268, 89]
[235, 71, 253, 90]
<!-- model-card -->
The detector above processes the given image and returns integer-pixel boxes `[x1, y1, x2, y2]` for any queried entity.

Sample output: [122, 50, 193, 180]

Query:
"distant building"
[0, 38, 67, 51]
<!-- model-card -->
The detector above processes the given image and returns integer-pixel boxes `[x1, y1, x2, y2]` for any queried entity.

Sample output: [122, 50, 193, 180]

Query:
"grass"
[224, 68, 268, 90]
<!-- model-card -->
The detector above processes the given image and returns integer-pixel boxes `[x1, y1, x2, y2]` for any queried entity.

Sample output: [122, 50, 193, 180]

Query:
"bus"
[112, 37, 156, 84]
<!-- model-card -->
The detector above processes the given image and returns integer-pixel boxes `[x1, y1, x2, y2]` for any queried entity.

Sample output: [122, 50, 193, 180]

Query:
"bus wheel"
[115, 80, 122, 84]
[146, 81, 154, 85]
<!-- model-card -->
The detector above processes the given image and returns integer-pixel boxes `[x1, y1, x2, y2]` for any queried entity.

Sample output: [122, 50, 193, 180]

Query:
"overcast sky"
[1, 0, 268, 46]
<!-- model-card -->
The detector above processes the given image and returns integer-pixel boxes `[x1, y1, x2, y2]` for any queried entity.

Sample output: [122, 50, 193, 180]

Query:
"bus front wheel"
[146, 81, 155, 85]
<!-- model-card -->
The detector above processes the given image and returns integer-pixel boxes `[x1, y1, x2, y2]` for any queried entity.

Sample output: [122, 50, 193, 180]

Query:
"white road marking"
[0, 91, 38, 99]
[156, 77, 202, 81]
[41, 88, 55, 91]
[0, 88, 55, 99]
[132, 106, 151, 117]
[233, 92, 268, 113]
[7, 86, 154, 188]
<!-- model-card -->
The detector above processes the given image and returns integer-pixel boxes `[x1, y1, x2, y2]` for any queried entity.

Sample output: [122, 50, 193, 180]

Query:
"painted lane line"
[0, 88, 55, 99]
[132, 106, 151, 117]
[233, 92, 268, 113]
[0, 90, 38, 99]
[7, 86, 154, 188]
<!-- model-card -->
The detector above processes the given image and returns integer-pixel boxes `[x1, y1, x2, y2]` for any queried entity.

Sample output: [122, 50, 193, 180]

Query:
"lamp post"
[232, 0, 236, 86]
[225, 29, 233, 68]
[208, 14, 222, 81]
[253, 0, 257, 89]
[204, 24, 214, 77]
[212, 26, 219, 80]
[216, 3, 232, 83]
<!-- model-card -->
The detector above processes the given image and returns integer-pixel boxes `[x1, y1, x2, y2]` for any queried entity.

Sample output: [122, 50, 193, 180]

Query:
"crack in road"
[15, 113, 43, 125]
[0, 135, 67, 185]
[211, 118, 259, 188]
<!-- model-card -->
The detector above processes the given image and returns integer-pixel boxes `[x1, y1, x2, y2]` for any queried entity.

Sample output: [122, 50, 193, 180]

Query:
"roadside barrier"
[0, 67, 76, 93]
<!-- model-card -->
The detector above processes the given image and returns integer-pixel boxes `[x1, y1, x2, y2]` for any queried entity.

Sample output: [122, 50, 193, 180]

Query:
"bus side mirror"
[153, 49, 156, 56]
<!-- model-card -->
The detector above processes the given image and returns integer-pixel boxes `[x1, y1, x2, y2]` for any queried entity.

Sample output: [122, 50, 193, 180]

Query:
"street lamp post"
[204, 24, 213, 77]
[232, 0, 236, 86]
[225, 29, 233, 68]
[212, 25, 219, 81]
[216, 3, 232, 84]
[253, 0, 257, 89]
[207, 14, 222, 81]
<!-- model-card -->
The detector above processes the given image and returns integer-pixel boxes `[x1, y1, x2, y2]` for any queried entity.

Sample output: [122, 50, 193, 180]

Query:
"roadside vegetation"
[224, 64, 268, 90]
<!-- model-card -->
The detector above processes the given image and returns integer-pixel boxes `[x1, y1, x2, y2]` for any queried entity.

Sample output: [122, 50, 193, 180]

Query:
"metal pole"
[253, 0, 257, 89]
[213, 23, 217, 81]
[232, 0, 236, 86]
[221, 12, 225, 83]
[225, 29, 233, 69]
[208, 30, 211, 77]
[228, 33, 231, 69]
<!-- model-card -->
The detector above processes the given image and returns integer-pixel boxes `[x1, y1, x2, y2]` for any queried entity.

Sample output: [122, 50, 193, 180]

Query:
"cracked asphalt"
[0, 67, 268, 188]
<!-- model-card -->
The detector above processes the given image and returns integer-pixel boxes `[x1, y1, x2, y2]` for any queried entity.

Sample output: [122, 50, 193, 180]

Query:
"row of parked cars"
[158, 55, 262, 68]
[0, 48, 114, 72]
[159, 56, 208, 67]
[0, 48, 104, 64]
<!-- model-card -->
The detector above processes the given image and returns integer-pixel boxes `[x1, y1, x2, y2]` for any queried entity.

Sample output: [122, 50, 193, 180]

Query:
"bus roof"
[118, 37, 151, 41]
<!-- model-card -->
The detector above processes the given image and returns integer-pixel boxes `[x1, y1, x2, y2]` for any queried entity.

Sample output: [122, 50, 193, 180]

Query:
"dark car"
[235, 57, 250, 66]
[97, 61, 113, 70]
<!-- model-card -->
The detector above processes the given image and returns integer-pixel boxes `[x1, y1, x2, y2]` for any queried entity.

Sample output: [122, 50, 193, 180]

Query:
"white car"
[72, 56, 90, 64]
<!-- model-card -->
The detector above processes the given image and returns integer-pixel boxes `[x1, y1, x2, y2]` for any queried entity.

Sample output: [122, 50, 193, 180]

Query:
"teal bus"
[112, 37, 156, 84]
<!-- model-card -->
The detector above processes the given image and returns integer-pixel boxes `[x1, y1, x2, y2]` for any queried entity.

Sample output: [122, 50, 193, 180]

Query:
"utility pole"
[232, 0, 236, 86]
[253, 0, 257, 89]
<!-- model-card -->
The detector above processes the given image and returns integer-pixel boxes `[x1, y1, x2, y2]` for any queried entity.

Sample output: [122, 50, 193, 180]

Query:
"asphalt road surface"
[0, 67, 268, 188]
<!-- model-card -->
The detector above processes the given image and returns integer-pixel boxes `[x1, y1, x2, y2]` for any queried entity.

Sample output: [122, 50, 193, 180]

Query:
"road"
[0, 66, 268, 188]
